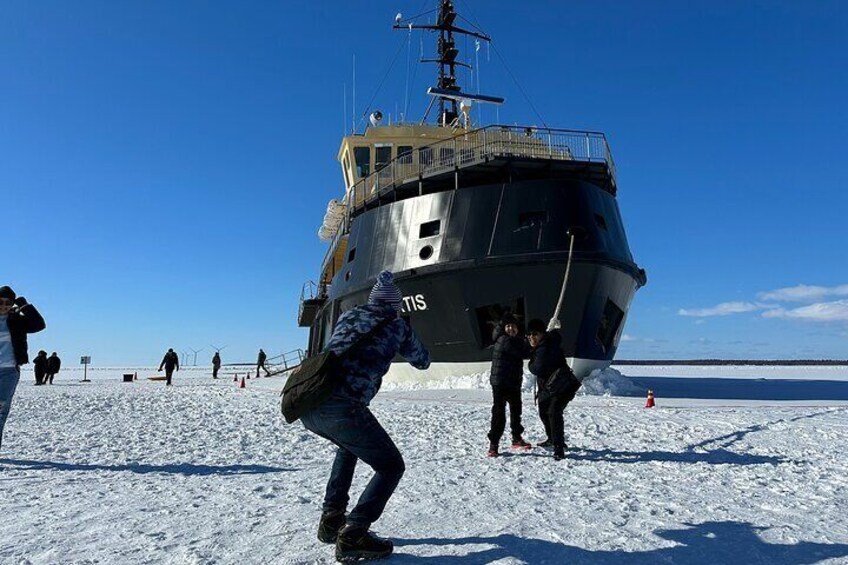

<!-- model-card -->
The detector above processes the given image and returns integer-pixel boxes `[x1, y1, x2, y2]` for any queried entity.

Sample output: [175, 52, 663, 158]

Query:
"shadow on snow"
[392, 521, 848, 564]
[0, 459, 296, 476]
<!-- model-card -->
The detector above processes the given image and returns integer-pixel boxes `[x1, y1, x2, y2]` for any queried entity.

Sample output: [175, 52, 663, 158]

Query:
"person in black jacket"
[256, 348, 270, 378]
[0, 286, 47, 451]
[158, 348, 179, 386]
[487, 314, 532, 457]
[33, 350, 48, 386]
[212, 352, 221, 379]
[527, 318, 581, 461]
[46, 352, 61, 384]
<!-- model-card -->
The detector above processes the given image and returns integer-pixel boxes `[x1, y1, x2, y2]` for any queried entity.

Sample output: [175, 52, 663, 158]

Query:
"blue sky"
[2, 0, 846, 364]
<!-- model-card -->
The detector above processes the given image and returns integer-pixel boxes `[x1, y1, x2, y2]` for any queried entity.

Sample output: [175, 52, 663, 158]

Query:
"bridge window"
[419, 146, 434, 167]
[439, 147, 454, 166]
[419, 220, 441, 238]
[353, 147, 370, 178]
[519, 211, 548, 228]
[376, 145, 392, 172]
[398, 146, 413, 164]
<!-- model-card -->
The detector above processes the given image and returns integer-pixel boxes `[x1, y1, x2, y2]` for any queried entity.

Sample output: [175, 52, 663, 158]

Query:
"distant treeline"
[613, 360, 848, 366]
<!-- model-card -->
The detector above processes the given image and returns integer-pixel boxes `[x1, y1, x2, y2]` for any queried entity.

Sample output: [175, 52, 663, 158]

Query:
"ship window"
[419, 245, 434, 260]
[419, 220, 441, 238]
[375, 146, 392, 172]
[439, 147, 454, 166]
[474, 298, 526, 348]
[419, 146, 434, 167]
[342, 153, 352, 188]
[347, 247, 356, 262]
[398, 146, 413, 164]
[354, 146, 371, 178]
[596, 299, 624, 354]
[519, 211, 548, 228]
[594, 213, 608, 231]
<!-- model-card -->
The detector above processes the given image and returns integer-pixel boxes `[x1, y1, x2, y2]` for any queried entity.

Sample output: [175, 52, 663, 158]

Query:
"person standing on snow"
[212, 351, 221, 379]
[527, 318, 581, 461]
[300, 270, 430, 562]
[256, 348, 271, 378]
[33, 350, 48, 386]
[0, 286, 46, 451]
[46, 352, 61, 384]
[487, 313, 532, 457]
[157, 348, 179, 386]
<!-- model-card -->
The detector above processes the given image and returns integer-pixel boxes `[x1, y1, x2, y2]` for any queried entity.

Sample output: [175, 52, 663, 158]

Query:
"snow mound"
[580, 367, 645, 396]
[382, 367, 643, 397]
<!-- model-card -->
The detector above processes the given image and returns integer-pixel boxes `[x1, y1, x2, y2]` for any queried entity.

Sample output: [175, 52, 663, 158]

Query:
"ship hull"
[308, 177, 644, 380]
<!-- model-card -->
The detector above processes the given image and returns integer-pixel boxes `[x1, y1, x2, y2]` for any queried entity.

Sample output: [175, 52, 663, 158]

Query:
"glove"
[547, 318, 561, 331]
[14, 296, 27, 307]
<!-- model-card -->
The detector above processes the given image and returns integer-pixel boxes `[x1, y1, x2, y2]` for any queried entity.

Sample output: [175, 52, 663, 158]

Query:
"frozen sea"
[1, 365, 847, 564]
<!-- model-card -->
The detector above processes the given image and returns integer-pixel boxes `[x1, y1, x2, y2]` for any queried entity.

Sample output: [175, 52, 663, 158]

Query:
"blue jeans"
[0, 367, 21, 448]
[301, 396, 405, 529]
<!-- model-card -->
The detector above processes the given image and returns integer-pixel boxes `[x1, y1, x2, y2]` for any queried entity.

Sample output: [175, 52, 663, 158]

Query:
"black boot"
[538, 438, 553, 448]
[553, 446, 565, 461]
[317, 510, 346, 544]
[335, 525, 393, 562]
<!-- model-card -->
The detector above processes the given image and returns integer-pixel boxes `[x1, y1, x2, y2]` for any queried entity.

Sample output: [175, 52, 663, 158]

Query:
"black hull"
[308, 177, 645, 377]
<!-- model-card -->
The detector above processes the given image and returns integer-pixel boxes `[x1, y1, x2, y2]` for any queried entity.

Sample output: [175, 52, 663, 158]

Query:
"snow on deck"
[1, 368, 847, 563]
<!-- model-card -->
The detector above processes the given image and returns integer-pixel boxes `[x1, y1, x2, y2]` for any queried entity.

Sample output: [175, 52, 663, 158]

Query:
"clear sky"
[3, 0, 846, 365]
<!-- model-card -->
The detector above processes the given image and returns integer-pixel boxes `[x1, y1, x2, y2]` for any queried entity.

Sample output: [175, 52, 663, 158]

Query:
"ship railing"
[266, 348, 306, 374]
[321, 125, 617, 282]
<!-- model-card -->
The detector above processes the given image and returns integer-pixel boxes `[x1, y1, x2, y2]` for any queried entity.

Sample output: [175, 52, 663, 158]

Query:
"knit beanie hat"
[0, 286, 15, 301]
[368, 271, 403, 312]
[527, 318, 546, 334]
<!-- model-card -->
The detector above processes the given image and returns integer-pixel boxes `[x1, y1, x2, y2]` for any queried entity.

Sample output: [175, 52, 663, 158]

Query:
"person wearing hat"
[527, 318, 581, 461]
[299, 270, 430, 562]
[0, 285, 46, 451]
[487, 313, 532, 457]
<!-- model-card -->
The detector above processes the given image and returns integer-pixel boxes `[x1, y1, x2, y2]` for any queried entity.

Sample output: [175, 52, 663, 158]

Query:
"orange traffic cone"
[239, 376, 246, 389]
[246, 372, 251, 380]
[645, 389, 655, 408]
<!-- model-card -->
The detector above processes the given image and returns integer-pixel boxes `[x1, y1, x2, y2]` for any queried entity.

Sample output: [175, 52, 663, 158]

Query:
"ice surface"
[1, 367, 847, 563]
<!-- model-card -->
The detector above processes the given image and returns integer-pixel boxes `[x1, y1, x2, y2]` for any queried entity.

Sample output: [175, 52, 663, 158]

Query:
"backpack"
[281, 318, 391, 424]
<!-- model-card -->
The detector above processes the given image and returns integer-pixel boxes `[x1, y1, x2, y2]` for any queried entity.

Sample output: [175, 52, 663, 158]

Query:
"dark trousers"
[256, 363, 270, 378]
[34, 369, 46, 385]
[538, 392, 574, 448]
[301, 396, 405, 529]
[212, 366, 220, 379]
[46, 372, 55, 384]
[488, 386, 524, 444]
[165, 368, 174, 386]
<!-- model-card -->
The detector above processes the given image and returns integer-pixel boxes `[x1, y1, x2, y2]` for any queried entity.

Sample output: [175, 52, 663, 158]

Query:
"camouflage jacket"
[325, 303, 430, 405]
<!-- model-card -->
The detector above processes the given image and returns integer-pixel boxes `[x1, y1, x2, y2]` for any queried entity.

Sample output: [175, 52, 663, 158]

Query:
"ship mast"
[394, 0, 503, 127]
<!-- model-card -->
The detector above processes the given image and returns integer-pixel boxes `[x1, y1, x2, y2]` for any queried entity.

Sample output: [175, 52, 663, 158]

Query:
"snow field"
[1, 372, 847, 563]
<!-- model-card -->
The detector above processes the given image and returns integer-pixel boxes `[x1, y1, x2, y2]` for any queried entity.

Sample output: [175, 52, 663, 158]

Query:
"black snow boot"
[553, 446, 565, 461]
[538, 438, 553, 448]
[335, 525, 393, 562]
[318, 510, 346, 544]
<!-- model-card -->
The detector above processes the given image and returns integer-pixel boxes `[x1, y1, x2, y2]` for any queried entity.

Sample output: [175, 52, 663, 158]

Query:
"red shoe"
[487, 443, 499, 458]
[512, 437, 532, 449]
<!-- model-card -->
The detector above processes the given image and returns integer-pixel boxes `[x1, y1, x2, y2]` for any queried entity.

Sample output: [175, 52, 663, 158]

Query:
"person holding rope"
[527, 318, 581, 461]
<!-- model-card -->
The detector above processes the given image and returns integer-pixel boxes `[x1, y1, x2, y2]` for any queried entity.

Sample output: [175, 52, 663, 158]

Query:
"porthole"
[419, 245, 434, 260]
[345, 271, 352, 281]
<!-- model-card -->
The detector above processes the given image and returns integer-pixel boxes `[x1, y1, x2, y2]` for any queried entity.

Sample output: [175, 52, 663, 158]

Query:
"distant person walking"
[158, 348, 179, 386]
[256, 348, 271, 378]
[212, 352, 221, 379]
[0, 286, 46, 451]
[33, 350, 48, 386]
[527, 318, 581, 461]
[300, 271, 430, 561]
[46, 352, 61, 384]
[487, 313, 532, 457]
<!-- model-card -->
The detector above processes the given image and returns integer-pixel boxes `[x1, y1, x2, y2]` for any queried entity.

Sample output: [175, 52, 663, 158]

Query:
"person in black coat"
[527, 318, 581, 461]
[256, 348, 270, 378]
[212, 352, 221, 379]
[46, 352, 61, 384]
[0, 286, 46, 450]
[158, 348, 179, 386]
[487, 314, 532, 457]
[33, 350, 48, 386]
